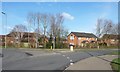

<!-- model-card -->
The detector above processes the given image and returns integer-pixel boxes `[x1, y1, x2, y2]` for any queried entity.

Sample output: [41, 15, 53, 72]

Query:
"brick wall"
[67, 33, 97, 48]
[68, 33, 78, 46]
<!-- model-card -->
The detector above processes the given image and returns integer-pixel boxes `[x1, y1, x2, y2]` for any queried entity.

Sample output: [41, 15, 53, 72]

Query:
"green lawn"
[111, 58, 120, 72]
[109, 51, 120, 55]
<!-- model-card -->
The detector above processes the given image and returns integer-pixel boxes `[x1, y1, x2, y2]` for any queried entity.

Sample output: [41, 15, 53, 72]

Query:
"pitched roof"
[6, 31, 49, 39]
[7, 32, 40, 37]
[0, 35, 5, 37]
[102, 34, 119, 39]
[71, 32, 97, 38]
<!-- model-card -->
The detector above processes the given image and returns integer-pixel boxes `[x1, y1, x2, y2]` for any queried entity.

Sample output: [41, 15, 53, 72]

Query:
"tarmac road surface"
[2, 48, 117, 70]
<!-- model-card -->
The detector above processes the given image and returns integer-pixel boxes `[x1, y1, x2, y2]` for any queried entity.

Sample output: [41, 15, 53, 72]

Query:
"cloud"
[99, 13, 108, 19]
[23, 21, 29, 26]
[61, 12, 74, 20]
[7, 26, 13, 30]
[23, 21, 28, 24]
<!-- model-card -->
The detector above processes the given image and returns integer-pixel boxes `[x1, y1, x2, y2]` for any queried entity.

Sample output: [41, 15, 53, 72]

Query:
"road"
[1, 48, 118, 71]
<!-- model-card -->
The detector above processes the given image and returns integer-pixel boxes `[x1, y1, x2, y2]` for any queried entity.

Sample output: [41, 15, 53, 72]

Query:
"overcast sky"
[1, 2, 118, 35]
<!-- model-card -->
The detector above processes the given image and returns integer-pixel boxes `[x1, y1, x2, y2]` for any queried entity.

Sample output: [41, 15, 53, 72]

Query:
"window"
[111, 39, 115, 42]
[16, 37, 18, 39]
[70, 35, 74, 40]
[86, 38, 89, 40]
[78, 37, 81, 40]
[96, 38, 97, 41]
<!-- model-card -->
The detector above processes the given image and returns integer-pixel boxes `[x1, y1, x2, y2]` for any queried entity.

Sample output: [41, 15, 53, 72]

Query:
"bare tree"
[40, 14, 49, 48]
[96, 19, 102, 37]
[102, 19, 113, 34]
[50, 14, 64, 37]
[27, 12, 38, 48]
[35, 12, 42, 48]
[96, 18, 117, 38]
[110, 24, 118, 35]
[61, 27, 69, 39]
[56, 14, 64, 39]
[27, 12, 67, 48]
[36, 13, 41, 34]
[11, 24, 27, 47]
[118, 23, 120, 35]
[49, 13, 64, 48]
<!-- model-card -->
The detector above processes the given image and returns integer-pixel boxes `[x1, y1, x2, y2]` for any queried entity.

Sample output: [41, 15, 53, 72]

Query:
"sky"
[1, 2, 118, 35]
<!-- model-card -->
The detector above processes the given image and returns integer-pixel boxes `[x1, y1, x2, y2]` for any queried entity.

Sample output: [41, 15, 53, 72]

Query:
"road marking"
[65, 68, 68, 70]
[29, 53, 60, 58]
[70, 62, 73, 65]
[63, 55, 65, 57]
[70, 60, 73, 62]
[67, 57, 70, 59]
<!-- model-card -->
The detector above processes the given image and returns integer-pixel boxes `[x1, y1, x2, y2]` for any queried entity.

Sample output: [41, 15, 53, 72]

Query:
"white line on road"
[70, 60, 73, 62]
[29, 53, 60, 58]
[63, 55, 65, 57]
[67, 57, 70, 59]
[70, 62, 73, 65]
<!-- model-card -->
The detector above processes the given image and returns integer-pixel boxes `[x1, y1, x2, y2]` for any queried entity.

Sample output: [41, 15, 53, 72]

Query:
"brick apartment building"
[67, 32, 98, 47]
[101, 34, 119, 46]
[0, 32, 48, 48]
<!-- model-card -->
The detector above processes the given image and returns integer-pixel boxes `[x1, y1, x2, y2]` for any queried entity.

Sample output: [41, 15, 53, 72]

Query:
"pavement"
[66, 55, 118, 70]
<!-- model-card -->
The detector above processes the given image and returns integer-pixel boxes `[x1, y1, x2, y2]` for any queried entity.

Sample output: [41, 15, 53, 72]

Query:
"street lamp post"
[2, 12, 7, 48]
[52, 35, 55, 50]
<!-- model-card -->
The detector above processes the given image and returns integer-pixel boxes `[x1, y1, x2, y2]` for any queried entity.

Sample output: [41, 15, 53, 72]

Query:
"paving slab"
[67, 55, 118, 70]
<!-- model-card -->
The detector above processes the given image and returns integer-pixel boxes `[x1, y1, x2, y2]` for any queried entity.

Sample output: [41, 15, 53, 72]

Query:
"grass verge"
[111, 58, 120, 72]
[109, 51, 120, 55]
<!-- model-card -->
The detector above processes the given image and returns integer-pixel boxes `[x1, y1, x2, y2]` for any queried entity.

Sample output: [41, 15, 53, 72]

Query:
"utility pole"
[2, 12, 7, 48]
[43, 22, 47, 48]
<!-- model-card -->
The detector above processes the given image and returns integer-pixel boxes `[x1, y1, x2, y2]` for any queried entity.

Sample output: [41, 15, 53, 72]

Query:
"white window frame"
[70, 43, 74, 45]
[86, 38, 89, 40]
[70, 35, 74, 40]
[78, 37, 81, 40]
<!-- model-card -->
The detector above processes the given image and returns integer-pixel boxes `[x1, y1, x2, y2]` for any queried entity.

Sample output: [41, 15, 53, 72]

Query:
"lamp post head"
[1, 12, 6, 14]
